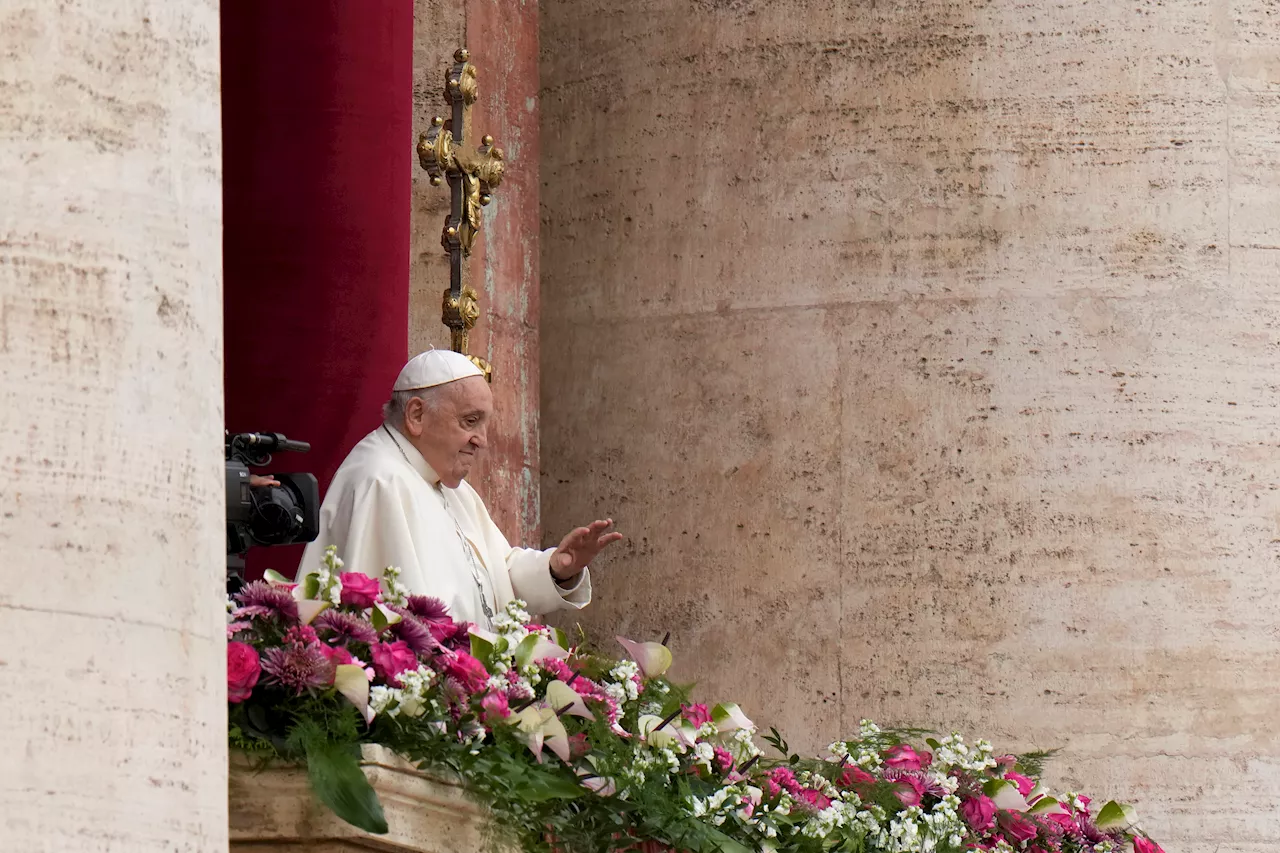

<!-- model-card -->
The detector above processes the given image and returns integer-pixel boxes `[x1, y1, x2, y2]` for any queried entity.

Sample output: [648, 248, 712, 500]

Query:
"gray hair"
[382, 385, 447, 424]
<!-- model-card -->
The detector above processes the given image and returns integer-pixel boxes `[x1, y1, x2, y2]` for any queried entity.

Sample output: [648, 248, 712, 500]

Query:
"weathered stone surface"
[230, 746, 499, 853]
[411, 4, 542, 544]
[0, 1, 226, 850]
[540, 1, 1280, 848]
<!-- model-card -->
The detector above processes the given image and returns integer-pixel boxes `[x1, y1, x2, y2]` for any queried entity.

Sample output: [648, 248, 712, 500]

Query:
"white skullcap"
[393, 349, 484, 391]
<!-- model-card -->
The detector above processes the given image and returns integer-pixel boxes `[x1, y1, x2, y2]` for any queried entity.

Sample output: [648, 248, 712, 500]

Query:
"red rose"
[1134, 838, 1165, 853]
[227, 641, 261, 703]
[338, 572, 382, 609]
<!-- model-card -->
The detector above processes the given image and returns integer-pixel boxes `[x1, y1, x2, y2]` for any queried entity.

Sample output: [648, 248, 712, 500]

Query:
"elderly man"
[299, 349, 621, 627]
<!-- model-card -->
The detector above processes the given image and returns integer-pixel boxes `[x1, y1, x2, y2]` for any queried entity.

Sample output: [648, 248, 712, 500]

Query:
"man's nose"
[471, 428, 488, 449]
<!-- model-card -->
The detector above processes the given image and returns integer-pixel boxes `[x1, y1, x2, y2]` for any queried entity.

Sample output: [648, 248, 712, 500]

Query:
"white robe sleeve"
[466, 490, 592, 616]
[300, 475, 421, 584]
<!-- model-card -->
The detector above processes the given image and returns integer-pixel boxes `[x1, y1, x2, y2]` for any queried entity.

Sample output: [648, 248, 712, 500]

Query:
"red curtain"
[221, 0, 412, 579]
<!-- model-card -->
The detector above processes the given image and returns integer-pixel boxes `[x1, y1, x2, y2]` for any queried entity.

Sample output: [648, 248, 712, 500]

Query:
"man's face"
[404, 376, 493, 488]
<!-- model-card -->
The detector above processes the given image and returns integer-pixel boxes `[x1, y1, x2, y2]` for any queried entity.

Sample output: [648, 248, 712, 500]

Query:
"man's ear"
[403, 396, 425, 436]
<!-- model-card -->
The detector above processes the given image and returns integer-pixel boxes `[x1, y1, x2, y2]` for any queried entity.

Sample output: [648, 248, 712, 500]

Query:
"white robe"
[298, 424, 590, 627]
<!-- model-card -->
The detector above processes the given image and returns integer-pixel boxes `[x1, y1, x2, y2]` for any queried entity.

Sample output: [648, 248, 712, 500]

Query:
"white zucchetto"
[392, 349, 484, 391]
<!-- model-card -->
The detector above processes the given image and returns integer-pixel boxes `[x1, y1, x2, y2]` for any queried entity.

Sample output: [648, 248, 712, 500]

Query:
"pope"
[299, 350, 622, 628]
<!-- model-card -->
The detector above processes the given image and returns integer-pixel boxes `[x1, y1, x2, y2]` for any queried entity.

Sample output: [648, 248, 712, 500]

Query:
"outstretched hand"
[551, 519, 623, 580]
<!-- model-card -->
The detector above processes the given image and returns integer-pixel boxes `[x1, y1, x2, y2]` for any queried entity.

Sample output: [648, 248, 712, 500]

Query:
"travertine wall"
[540, 1, 1280, 848]
[0, 2, 227, 849]
[412, 0, 543, 544]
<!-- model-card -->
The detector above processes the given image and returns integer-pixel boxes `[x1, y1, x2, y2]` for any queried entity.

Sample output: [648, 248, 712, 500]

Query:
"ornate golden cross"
[417, 47, 504, 380]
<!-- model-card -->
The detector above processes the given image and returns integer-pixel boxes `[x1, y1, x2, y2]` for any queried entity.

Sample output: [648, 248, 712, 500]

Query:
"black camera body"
[226, 431, 320, 591]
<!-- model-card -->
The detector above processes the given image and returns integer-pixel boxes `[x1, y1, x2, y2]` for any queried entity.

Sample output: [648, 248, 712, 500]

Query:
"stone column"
[0, 2, 226, 850]
[540, 1, 1280, 848]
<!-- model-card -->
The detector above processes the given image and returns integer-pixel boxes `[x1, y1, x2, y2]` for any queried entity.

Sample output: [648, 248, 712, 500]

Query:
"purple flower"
[313, 610, 378, 646]
[387, 609, 439, 654]
[404, 595, 451, 622]
[261, 643, 335, 693]
[233, 581, 299, 622]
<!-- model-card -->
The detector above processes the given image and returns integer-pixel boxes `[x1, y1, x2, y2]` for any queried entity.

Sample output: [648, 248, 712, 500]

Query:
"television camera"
[225, 431, 320, 592]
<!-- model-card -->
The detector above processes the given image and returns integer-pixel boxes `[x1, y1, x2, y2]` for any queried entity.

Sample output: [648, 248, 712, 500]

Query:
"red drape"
[221, 0, 412, 579]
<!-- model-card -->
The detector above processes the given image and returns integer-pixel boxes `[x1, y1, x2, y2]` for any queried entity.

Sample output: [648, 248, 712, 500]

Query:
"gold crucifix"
[416, 48, 504, 381]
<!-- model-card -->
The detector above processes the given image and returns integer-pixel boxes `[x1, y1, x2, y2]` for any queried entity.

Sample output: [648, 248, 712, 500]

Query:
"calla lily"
[295, 572, 320, 600]
[615, 636, 673, 679]
[296, 599, 329, 625]
[1027, 796, 1068, 816]
[712, 702, 754, 733]
[369, 602, 402, 631]
[514, 634, 571, 668]
[545, 680, 595, 720]
[1094, 800, 1138, 831]
[512, 706, 572, 764]
[581, 775, 617, 796]
[636, 714, 681, 749]
[334, 663, 372, 723]
[262, 569, 294, 588]
[982, 778, 1031, 812]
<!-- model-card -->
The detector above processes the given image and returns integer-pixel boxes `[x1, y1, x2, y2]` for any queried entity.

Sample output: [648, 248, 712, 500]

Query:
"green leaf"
[1094, 800, 1137, 830]
[470, 633, 496, 664]
[305, 742, 388, 834]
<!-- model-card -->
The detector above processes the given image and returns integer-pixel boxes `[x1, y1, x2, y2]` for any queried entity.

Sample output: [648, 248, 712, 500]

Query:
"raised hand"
[551, 519, 623, 580]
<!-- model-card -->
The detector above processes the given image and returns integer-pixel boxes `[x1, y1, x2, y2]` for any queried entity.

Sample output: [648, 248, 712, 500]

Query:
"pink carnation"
[338, 572, 382, 609]
[370, 640, 418, 686]
[227, 642, 261, 703]
[1134, 837, 1165, 853]
[480, 689, 511, 724]
[961, 795, 996, 831]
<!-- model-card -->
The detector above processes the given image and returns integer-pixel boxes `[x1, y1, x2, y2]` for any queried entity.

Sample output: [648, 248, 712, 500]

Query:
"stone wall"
[540, 1, 1280, 848]
[412, 1, 542, 545]
[0, 1, 227, 849]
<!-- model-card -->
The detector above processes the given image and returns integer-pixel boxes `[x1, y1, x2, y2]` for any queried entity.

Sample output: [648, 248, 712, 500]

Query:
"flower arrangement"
[228, 547, 1165, 853]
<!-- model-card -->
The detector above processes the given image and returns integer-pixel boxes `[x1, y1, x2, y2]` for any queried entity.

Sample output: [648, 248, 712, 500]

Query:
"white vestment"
[298, 424, 590, 627]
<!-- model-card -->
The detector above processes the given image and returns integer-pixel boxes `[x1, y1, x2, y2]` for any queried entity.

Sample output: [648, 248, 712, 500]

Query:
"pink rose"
[961, 795, 996, 831]
[1004, 771, 1035, 797]
[338, 572, 382, 609]
[370, 640, 418, 686]
[1134, 838, 1165, 853]
[443, 650, 489, 693]
[682, 703, 712, 728]
[227, 641, 261, 703]
[797, 788, 833, 811]
[998, 811, 1039, 843]
[839, 766, 877, 789]
[568, 732, 591, 760]
[320, 644, 356, 668]
[884, 743, 930, 771]
[480, 689, 511, 724]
